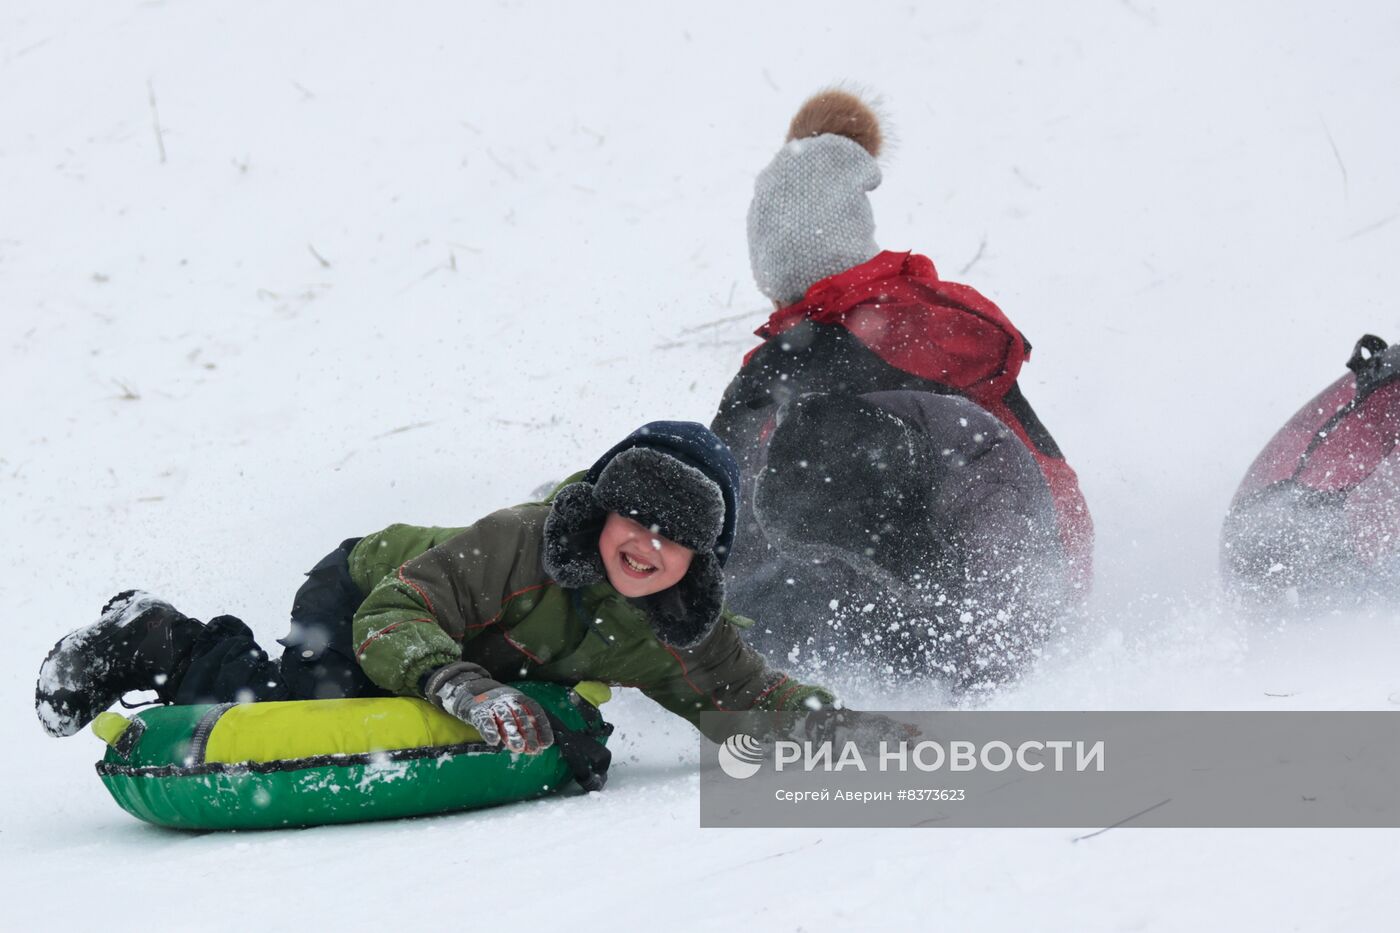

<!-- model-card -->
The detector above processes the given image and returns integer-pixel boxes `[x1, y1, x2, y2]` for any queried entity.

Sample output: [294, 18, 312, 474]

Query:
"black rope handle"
[543, 709, 612, 792]
[1346, 334, 1389, 375]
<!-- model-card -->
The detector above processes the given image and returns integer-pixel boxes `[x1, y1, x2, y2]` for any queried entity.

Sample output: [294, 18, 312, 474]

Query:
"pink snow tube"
[1221, 335, 1400, 605]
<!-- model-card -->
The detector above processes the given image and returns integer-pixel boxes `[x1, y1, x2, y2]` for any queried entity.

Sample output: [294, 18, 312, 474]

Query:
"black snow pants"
[173, 538, 390, 704]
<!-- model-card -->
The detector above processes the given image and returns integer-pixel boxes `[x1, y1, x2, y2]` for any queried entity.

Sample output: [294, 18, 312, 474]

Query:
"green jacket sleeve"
[347, 523, 470, 594]
[350, 506, 552, 696]
[640, 609, 835, 742]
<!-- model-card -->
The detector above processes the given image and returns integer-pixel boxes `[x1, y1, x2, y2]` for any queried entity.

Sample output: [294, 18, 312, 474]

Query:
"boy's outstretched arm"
[640, 609, 835, 743]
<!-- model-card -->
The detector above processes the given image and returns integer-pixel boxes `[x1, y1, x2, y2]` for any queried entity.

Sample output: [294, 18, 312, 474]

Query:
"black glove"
[424, 663, 554, 755]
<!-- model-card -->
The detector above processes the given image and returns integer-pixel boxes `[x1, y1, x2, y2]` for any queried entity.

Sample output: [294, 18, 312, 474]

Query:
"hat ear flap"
[542, 482, 607, 588]
[638, 551, 724, 649]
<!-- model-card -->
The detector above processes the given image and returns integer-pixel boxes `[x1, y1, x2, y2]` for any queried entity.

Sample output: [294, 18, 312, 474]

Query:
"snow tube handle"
[544, 709, 612, 792]
[91, 711, 147, 761]
[551, 682, 614, 792]
[1346, 334, 1389, 379]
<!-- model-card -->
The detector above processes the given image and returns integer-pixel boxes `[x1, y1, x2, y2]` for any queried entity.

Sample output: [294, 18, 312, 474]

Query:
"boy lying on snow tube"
[710, 90, 1090, 691]
[37, 422, 898, 824]
[1222, 335, 1400, 608]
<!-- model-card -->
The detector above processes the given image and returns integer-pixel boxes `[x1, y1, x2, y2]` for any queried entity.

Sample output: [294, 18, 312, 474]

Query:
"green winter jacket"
[347, 496, 833, 741]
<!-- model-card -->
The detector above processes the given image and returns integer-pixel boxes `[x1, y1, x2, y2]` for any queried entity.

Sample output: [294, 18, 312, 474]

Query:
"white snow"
[3, 1, 1400, 931]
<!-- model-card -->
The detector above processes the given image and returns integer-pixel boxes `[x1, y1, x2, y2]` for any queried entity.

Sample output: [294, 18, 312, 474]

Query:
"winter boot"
[35, 590, 203, 737]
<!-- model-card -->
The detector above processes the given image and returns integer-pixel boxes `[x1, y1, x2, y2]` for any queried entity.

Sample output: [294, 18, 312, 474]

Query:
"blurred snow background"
[2, 1, 1399, 930]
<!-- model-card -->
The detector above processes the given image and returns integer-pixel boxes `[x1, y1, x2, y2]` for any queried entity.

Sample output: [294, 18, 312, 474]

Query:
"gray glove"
[425, 662, 554, 755]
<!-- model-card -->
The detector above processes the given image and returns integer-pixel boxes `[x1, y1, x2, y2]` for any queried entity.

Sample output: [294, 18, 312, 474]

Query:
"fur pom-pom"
[787, 88, 882, 157]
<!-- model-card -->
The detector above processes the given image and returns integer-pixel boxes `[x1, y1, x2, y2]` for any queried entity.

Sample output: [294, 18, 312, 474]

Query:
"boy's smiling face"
[598, 512, 694, 597]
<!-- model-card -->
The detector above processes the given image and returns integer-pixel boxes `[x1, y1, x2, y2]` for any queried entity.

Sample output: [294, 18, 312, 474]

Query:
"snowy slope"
[3, 1, 1400, 930]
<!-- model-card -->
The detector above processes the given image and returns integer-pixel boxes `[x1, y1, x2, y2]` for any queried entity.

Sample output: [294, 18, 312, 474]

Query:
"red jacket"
[743, 250, 1094, 586]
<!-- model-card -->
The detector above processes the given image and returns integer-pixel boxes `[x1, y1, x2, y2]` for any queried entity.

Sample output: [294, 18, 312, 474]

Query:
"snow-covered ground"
[4, 2, 1399, 930]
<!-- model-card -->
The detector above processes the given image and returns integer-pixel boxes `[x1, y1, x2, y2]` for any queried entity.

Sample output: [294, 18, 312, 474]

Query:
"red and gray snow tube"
[1221, 334, 1400, 604]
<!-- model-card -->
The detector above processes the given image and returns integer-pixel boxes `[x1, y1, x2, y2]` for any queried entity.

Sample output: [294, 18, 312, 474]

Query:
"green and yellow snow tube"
[92, 681, 612, 830]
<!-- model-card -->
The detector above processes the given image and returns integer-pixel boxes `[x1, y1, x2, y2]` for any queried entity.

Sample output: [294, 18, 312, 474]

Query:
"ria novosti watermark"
[720, 732, 1104, 780]
[700, 711, 1400, 828]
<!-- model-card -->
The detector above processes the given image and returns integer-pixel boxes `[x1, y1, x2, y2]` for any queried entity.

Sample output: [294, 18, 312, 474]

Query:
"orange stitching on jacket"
[661, 643, 730, 711]
[753, 674, 790, 705]
[464, 583, 552, 630]
[355, 618, 435, 658]
[397, 566, 436, 615]
[774, 683, 802, 711]
[503, 633, 544, 664]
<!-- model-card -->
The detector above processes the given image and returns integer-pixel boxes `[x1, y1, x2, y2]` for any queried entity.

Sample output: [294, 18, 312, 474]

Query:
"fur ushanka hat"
[541, 421, 740, 648]
[747, 88, 885, 307]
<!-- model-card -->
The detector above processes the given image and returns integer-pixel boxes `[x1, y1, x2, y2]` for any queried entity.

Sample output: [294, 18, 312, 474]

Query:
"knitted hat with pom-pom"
[747, 89, 884, 307]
